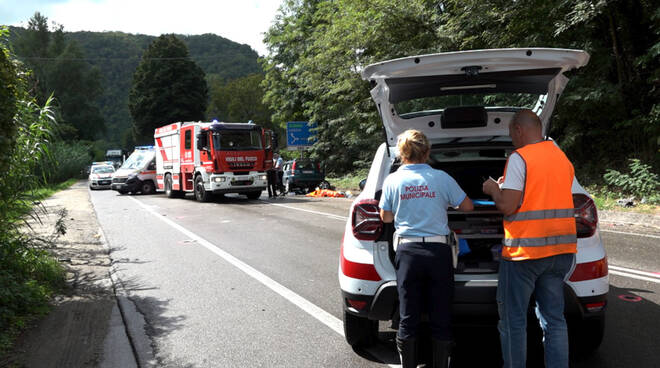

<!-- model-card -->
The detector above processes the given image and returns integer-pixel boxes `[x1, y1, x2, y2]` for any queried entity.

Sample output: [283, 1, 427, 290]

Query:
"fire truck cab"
[154, 121, 274, 201]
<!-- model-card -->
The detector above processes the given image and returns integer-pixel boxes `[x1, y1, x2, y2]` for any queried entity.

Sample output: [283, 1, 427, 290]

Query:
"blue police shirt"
[379, 163, 466, 237]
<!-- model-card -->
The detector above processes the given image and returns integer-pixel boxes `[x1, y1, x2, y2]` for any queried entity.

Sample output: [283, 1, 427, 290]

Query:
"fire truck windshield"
[212, 131, 262, 151]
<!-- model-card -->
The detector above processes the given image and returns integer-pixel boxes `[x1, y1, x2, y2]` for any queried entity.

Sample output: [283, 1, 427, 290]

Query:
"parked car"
[339, 48, 607, 356]
[88, 164, 115, 190]
[282, 158, 325, 194]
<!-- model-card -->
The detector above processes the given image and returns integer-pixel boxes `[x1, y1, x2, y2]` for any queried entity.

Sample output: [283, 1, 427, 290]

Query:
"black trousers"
[267, 170, 277, 197]
[395, 241, 454, 341]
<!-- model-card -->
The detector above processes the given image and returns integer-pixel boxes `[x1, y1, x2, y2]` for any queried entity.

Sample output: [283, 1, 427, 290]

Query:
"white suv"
[338, 48, 608, 356]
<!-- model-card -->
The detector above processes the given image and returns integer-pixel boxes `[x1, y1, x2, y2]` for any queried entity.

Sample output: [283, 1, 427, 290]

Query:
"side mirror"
[359, 178, 367, 191]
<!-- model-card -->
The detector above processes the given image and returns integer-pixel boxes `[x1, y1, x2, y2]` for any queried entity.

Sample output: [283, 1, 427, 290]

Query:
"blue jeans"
[497, 253, 576, 368]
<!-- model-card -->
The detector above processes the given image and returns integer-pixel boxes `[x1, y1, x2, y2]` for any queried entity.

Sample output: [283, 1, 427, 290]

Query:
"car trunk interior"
[382, 144, 510, 274]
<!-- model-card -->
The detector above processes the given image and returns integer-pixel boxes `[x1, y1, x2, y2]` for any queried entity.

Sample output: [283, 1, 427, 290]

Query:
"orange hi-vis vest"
[502, 141, 577, 261]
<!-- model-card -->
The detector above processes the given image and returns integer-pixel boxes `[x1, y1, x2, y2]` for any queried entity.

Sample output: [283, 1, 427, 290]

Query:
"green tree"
[207, 74, 274, 127]
[13, 12, 105, 141]
[0, 28, 17, 173]
[129, 34, 208, 144]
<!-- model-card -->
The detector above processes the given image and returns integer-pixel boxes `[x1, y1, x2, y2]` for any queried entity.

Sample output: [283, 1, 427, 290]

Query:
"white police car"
[339, 49, 608, 355]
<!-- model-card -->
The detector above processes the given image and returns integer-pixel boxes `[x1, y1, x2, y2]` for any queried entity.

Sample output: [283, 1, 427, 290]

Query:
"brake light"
[347, 299, 368, 310]
[351, 199, 383, 241]
[292, 161, 297, 172]
[573, 194, 598, 238]
[569, 257, 608, 282]
[316, 162, 321, 172]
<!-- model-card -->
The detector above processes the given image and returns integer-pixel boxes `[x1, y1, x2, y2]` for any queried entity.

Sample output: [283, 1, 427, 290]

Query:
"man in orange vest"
[483, 109, 577, 368]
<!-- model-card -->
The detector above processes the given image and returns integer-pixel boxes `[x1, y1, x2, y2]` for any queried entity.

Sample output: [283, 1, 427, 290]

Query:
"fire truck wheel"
[165, 174, 182, 198]
[194, 175, 211, 202]
[141, 181, 155, 195]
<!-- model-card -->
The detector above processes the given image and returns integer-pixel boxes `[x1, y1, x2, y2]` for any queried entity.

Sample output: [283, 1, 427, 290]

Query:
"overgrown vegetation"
[603, 158, 660, 204]
[0, 28, 67, 356]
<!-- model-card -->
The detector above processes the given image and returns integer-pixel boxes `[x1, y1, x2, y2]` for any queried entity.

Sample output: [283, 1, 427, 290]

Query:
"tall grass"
[0, 30, 67, 356]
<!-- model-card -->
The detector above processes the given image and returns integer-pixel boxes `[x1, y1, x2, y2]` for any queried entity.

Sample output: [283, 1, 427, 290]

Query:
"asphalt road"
[89, 189, 660, 368]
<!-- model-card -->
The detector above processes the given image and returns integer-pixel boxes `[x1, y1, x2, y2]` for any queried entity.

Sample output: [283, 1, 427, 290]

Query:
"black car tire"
[141, 180, 155, 195]
[343, 310, 378, 347]
[165, 174, 182, 198]
[569, 316, 605, 357]
[246, 191, 261, 200]
[118, 189, 128, 195]
[194, 175, 211, 202]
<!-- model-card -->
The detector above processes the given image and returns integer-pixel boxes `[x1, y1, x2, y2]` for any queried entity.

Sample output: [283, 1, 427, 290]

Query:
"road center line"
[599, 229, 660, 239]
[261, 200, 349, 221]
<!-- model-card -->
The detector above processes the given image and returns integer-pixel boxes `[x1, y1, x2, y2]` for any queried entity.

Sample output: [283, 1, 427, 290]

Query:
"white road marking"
[609, 265, 660, 284]
[609, 270, 660, 284]
[600, 229, 660, 239]
[262, 201, 349, 221]
[128, 197, 400, 367]
[609, 265, 660, 278]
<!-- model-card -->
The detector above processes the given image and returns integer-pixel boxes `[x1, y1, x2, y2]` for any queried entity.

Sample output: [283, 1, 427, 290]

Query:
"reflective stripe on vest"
[502, 141, 577, 261]
[504, 208, 575, 222]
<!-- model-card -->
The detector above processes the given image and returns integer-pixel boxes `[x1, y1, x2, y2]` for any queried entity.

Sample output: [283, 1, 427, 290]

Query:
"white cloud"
[4, 0, 283, 55]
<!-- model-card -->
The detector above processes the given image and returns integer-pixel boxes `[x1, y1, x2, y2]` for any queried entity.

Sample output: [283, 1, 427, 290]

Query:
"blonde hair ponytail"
[397, 130, 430, 164]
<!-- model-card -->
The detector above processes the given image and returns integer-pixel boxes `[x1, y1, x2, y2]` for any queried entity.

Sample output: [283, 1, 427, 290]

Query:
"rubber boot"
[396, 336, 417, 368]
[431, 339, 454, 368]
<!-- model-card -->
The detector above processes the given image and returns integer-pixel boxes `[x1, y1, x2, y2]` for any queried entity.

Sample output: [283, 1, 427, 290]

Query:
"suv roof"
[362, 48, 589, 145]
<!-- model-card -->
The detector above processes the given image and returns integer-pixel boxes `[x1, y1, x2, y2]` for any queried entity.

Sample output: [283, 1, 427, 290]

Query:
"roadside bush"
[44, 141, 92, 183]
[604, 158, 660, 203]
[0, 32, 65, 356]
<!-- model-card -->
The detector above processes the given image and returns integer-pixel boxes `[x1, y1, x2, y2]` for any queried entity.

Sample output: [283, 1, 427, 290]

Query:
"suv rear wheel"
[569, 316, 605, 357]
[343, 310, 378, 347]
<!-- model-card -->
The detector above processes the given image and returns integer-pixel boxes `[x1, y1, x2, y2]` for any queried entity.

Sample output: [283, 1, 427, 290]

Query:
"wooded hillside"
[8, 26, 261, 146]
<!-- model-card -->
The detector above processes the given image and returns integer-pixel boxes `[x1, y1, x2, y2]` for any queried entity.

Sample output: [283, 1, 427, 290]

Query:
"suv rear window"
[295, 160, 317, 170]
[395, 92, 540, 119]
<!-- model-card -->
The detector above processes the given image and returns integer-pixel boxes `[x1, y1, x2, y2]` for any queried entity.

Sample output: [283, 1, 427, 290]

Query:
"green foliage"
[262, 0, 660, 177]
[43, 141, 92, 183]
[207, 74, 279, 132]
[604, 158, 660, 202]
[0, 34, 65, 356]
[12, 13, 105, 141]
[129, 34, 208, 144]
[0, 28, 18, 174]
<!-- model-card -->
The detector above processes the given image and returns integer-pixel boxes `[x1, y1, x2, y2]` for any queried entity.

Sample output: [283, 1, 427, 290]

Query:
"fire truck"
[154, 121, 275, 201]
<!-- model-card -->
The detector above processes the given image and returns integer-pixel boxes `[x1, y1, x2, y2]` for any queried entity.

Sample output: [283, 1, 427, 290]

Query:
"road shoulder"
[8, 181, 137, 367]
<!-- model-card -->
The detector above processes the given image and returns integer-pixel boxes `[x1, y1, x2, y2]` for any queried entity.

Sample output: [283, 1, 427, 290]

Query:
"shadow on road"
[352, 284, 660, 367]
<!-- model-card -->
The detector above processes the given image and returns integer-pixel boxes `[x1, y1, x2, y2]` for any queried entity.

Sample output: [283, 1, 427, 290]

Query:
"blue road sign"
[286, 121, 317, 148]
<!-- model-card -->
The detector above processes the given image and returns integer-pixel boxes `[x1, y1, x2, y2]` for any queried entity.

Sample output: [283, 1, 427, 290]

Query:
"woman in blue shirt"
[380, 130, 473, 368]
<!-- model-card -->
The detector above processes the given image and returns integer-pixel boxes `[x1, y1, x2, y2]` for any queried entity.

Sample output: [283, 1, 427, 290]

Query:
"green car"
[282, 159, 325, 194]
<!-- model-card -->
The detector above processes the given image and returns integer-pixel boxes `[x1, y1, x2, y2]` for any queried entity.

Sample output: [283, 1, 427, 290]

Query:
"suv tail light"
[569, 257, 608, 282]
[351, 199, 383, 240]
[573, 194, 598, 238]
[291, 161, 297, 172]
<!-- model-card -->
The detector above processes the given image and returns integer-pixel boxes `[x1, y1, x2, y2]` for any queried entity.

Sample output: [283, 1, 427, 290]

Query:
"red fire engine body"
[154, 121, 274, 201]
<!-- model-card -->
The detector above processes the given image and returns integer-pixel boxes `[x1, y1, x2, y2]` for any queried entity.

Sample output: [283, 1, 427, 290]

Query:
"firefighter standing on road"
[482, 109, 577, 368]
[379, 130, 474, 368]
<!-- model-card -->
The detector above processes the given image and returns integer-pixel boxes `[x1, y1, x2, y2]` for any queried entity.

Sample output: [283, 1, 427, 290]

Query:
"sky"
[0, 0, 284, 56]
